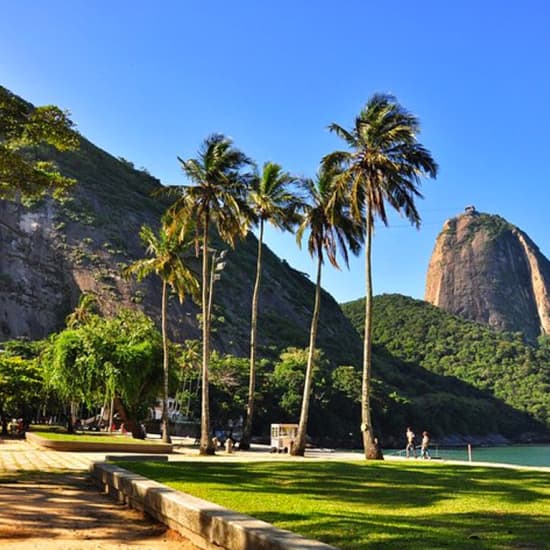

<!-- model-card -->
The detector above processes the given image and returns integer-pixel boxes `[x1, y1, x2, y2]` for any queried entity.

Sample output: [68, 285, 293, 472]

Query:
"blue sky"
[2, 1, 550, 303]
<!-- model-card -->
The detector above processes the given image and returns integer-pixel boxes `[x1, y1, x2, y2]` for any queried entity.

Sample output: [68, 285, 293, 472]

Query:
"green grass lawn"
[118, 460, 550, 549]
[29, 428, 159, 444]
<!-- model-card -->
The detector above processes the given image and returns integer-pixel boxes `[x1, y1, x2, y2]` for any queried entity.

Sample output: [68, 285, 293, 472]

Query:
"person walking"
[421, 431, 431, 459]
[405, 427, 417, 458]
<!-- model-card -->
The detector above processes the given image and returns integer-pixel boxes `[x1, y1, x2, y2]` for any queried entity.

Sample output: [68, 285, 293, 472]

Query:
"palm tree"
[290, 164, 361, 456]
[324, 94, 438, 459]
[123, 220, 199, 444]
[240, 162, 301, 450]
[65, 292, 99, 328]
[169, 134, 253, 455]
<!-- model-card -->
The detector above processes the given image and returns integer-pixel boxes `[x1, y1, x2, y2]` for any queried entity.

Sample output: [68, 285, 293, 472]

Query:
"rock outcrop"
[425, 208, 550, 342]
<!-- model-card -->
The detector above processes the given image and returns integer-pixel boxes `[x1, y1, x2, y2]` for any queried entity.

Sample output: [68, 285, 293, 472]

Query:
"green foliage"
[271, 347, 330, 417]
[342, 294, 550, 431]
[0, 85, 79, 199]
[123, 221, 199, 304]
[41, 309, 163, 421]
[0, 352, 44, 421]
[209, 352, 251, 423]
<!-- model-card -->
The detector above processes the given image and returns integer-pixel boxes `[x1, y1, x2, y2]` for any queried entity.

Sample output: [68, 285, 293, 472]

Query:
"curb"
[91, 462, 338, 550]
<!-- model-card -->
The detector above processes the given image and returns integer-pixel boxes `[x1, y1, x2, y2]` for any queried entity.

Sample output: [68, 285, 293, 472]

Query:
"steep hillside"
[0, 91, 361, 365]
[342, 294, 550, 438]
[425, 208, 550, 342]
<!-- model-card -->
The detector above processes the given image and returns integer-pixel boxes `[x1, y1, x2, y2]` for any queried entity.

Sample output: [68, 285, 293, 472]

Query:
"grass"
[29, 429, 159, 445]
[117, 460, 550, 549]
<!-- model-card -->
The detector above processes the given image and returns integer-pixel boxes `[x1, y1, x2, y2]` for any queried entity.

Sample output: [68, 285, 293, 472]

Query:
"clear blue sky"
[2, 1, 550, 303]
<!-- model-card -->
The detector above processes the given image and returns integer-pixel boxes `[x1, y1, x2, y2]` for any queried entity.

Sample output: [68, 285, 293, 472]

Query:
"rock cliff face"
[425, 209, 550, 342]
[0, 99, 361, 365]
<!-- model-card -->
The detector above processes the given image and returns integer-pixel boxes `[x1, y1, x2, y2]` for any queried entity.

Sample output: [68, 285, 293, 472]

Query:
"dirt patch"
[0, 472, 201, 549]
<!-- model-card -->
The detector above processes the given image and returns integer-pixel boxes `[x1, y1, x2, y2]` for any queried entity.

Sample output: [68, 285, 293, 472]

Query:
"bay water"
[386, 444, 550, 467]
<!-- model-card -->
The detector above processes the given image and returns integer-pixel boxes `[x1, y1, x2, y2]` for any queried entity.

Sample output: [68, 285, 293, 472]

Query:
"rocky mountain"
[425, 207, 550, 343]
[0, 100, 361, 365]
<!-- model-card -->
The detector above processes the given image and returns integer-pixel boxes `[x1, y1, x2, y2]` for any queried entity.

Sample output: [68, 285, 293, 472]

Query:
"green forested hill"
[342, 294, 550, 437]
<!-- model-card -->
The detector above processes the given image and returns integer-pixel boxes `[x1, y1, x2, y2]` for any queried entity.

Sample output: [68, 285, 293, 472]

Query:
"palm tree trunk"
[362, 211, 383, 459]
[241, 220, 264, 450]
[200, 216, 214, 455]
[292, 255, 323, 456]
[161, 280, 171, 443]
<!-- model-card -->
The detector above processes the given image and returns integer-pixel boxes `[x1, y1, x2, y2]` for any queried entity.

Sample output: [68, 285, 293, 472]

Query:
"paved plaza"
[0, 438, 200, 549]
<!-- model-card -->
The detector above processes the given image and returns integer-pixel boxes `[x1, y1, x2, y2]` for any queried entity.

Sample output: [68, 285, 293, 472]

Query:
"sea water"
[386, 445, 550, 467]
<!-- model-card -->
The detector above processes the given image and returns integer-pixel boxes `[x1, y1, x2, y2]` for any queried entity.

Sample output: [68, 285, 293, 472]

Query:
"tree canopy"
[0, 85, 79, 200]
[41, 309, 164, 436]
[342, 294, 550, 430]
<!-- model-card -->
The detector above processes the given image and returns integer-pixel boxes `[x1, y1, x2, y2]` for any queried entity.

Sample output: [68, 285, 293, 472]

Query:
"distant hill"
[342, 293, 550, 441]
[425, 208, 550, 343]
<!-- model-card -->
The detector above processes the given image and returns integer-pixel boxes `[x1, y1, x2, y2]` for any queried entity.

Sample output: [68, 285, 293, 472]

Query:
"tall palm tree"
[169, 134, 253, 455]
[240, 162, 301, 450]
[324, 94, 438, 459]
[290, 164, 361, 456]
[123, 221, 199, 443]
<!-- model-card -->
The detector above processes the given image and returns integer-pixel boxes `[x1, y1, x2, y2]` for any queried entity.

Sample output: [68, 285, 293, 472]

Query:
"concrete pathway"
[0, 438, 200, 549]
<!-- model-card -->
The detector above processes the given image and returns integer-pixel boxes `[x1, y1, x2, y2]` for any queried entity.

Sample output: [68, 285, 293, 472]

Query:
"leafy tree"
[209, 352, 250, 427]
[0, 352, 44, 434]
[325, 94, 438, 458]
[271, 347, 330, 421]
[42, 329, 104, 433]
[241, 161, 301, 450]
[42, 310, 164, 438]
[291, 165, 361, 456]
[124, 220, 199, 443]
[168, 134, 253, 454]
[0, 85, 79, 200]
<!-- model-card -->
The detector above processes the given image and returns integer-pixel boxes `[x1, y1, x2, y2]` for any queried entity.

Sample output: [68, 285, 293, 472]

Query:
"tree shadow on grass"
[123, 460, 550, 509]
[256, 508, 550, 549]
[119, 460, 550, 549]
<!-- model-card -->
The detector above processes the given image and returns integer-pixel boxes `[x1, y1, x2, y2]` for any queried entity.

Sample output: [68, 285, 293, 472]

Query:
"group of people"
[405, 427, 431, 459]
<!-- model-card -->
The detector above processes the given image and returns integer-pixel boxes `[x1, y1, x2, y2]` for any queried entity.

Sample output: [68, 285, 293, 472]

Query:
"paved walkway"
[0, 438, 200, 549]
[0, 438, 102, 472]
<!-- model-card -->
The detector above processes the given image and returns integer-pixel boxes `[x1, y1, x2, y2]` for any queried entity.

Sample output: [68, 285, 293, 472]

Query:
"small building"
[270, 423, 298, 453]
[464, 205, 477, 215]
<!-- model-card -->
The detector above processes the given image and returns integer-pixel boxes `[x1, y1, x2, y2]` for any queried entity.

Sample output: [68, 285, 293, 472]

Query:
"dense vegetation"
[342, 294, 550, 437]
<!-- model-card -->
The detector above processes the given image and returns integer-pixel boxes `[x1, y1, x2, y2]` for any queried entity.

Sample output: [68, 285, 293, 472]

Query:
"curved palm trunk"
[241, 220, 264, 450]
[362, 212, 383, 460]
[200, 216, 215, 455]
[161, 280, 171, 443]
[291, 255, 323, 456]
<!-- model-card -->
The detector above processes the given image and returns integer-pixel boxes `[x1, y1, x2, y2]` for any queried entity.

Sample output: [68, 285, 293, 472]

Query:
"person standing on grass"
[406, 427, 417, 458]
[421, 431, 431, 459]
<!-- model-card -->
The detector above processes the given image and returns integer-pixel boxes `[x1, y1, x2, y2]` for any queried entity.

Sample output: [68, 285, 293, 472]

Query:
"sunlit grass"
[118, 460, 550, 549]
[29, 429, 159, 444]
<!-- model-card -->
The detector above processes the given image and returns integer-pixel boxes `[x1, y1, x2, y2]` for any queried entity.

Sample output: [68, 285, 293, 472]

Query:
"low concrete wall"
[26, 432, 172, 454]
[91, 462, 338, 550]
